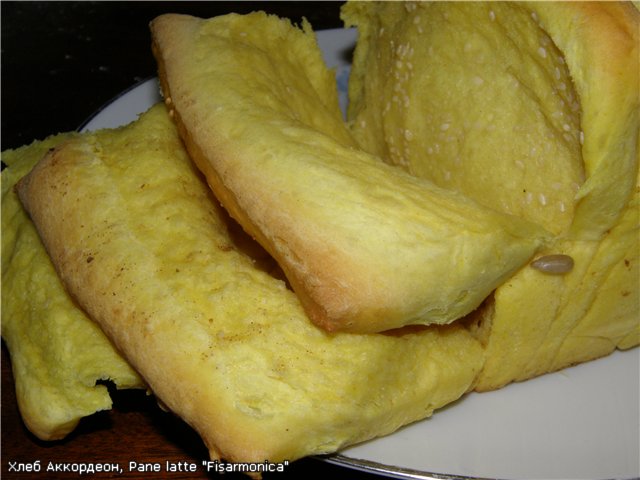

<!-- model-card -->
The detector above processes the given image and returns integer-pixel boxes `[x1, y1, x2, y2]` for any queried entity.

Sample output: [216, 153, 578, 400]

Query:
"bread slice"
[2, 134, 144, 440]
[17, 104, 484, 463]
[150, 11, 548, 333]
[343, 1, 639, 389]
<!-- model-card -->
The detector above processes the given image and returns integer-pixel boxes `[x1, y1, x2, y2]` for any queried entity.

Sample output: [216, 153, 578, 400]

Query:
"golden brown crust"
[151, 12, 547, 333]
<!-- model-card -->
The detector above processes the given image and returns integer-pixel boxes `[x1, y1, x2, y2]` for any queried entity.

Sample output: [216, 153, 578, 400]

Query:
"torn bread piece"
[343, 0, 639, 389]
[17, 103, 484, 464]
[2, 134, 144, 440]
[150, 12, 548, 333]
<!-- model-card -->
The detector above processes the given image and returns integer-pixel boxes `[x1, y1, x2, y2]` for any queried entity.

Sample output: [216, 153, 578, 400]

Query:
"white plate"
[81, 28, 640, 480]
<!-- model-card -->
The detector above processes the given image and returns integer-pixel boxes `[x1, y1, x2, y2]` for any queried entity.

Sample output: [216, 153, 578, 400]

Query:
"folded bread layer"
[528, 2, 639, 240]
[17, 104, 484, 463]
[342, 0, 639, 389]
[2, 135, 144, 440]
[343, 1, 585, 236]
[151, 11, 547, 333]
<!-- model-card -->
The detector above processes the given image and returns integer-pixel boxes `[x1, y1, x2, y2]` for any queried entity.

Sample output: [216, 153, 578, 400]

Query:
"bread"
[150, 11, 548, 334]
[342, 0, 639, 389]
[17, 103, 484, 464]
[8, 1, 637, 465]
[1, 134, 144, 440]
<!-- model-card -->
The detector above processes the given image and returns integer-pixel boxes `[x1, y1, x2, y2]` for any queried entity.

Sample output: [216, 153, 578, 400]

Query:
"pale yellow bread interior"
[17, 104, 484, 463]
[2, 135, 144, 440]
[343, 1, 639, 389]
[151, 11, 548, 334]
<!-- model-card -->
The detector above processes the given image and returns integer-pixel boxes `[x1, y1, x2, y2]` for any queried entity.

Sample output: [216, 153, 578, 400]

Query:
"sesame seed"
[538, 193, 547, 206]
[579, 131, 585, 144]
[440, 123, 450, 131]
[563, 123, 571, 132]
[405, 2, 417, 12]
[489, 10, 496, 21]
[538, 47, 547, 58]
[559, 201, 566, 212]
[404, 129, 413, 141]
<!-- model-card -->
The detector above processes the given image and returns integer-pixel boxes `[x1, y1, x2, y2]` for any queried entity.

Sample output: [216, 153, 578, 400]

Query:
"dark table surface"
[1, 2, 399, 479]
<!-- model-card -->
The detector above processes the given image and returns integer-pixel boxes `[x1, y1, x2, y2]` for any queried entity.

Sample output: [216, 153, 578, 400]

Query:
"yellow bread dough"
[343, 1, 639, 389]
[344, 1, 585, 236]
[151, 11, 548, 333]
[1, 135, 144, 440]
[474, 178, 639, 389]
[17, 104, 484, 463]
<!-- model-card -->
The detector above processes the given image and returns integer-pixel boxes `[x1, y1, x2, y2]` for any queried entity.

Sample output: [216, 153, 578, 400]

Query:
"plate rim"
[78, 75, 158, 132]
